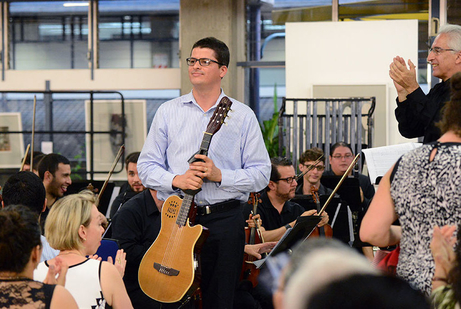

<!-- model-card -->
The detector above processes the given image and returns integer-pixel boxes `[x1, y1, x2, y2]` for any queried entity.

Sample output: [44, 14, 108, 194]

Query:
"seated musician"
[109, 151, 146, 219]
[323, 142, 375, 260]
[295, 148, 332, 210]
[245, 157, 329, 242]
[20, 150, 44, 173]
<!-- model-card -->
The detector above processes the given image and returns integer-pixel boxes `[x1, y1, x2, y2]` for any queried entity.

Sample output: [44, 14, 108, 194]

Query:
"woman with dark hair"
[0, 205, 77, 309]
[361, 71, 461, 295]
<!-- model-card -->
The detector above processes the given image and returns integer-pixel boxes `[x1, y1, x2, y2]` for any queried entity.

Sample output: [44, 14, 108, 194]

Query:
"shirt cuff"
[218, 168, 233, 189]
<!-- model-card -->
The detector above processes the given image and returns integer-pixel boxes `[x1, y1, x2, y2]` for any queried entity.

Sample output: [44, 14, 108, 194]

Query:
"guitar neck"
[198, 132, 213, 156]
[176, 193, 194, 226]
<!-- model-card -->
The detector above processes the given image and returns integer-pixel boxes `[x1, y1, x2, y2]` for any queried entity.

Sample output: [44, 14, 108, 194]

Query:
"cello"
[240, 192, 264, 287]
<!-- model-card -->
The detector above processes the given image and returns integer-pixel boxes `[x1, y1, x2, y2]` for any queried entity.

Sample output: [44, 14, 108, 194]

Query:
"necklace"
[0, 274, 29, 280]
[58, 251, 85, 257]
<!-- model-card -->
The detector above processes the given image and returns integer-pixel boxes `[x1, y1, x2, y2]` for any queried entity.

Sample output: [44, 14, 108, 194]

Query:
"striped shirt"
[138, 90, 270, 205]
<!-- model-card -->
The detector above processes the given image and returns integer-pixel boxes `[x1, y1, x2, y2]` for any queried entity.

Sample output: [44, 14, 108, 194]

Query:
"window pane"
[10, 1, 88, 70]
[98, 0, 179, 69]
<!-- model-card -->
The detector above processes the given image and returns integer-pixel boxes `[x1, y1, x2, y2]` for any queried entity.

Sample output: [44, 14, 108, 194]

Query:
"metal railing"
[0, 90, 126, 180]
[279, 97, 375, 172]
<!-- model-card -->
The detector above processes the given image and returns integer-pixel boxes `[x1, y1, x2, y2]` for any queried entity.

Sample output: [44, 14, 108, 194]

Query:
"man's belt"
[196, 199, 240, 216]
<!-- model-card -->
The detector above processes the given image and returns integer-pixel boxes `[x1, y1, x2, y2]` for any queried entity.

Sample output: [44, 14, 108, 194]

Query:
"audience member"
[305, 274, 430, 309]
[38, 153, 72, 231]
[391, 24, 461, 143]
[34, 191, 132, 308]
[0, 205, 77, 309]
[275, 237, 377, 309]
[248, 157, 329, 242]
[430, 225, 459, 308]
[109, 151, 146, 219]
[1, 171, 59, 261]
[360, 71, 461, 295]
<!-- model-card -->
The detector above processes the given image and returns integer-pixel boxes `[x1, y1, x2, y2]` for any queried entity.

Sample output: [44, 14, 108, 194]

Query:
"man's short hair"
[438, 24, 461, 52]
[20, 151, 44, 165]
[38, 153, 70, 180]
[270, 157, 293, 183]
[192, 37, 230, 67]
[2, 171, 46, 215]
[299, 148, 325, 165]
[32, 153, 46, 172]
[125, 152, 140, 170]
[45, 190, 96, 251]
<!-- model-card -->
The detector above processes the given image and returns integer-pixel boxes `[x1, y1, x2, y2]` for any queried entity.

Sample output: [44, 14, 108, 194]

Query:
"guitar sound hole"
[166, 201, 179, 218]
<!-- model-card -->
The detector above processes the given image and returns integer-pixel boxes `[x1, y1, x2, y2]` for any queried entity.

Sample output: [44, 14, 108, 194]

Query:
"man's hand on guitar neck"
[190, 154, 222, 183]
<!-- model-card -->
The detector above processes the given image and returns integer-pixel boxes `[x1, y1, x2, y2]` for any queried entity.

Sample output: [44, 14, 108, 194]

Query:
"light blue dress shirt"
[138, 90, 271, 206]
[40, 235, 59, 262]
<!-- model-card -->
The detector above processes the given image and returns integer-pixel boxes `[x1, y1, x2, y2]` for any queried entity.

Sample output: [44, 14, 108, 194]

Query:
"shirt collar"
[260, 190, 292, 213]
[144, 190, 160, 216]
[181, 89, 227, 112]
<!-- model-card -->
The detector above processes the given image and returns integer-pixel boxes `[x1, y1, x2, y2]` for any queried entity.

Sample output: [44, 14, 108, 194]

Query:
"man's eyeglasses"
[332, 154, 353, 160]
[276, 176, 296, 184]
[303, 164, 325, 171]
[186, 57, 224, 66]
[429, 47, 456, 55]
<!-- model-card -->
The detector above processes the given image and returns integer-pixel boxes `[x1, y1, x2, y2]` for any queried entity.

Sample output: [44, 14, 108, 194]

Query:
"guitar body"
[139, 97, 232, 303]
[139, 195, 204, 303]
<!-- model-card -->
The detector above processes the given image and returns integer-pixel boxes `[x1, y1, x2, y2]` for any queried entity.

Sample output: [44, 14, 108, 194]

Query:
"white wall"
[286, 20, 419, 146]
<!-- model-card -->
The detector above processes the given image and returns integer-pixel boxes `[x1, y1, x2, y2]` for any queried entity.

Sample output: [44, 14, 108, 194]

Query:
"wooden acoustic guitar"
[138, 96, 233, 303]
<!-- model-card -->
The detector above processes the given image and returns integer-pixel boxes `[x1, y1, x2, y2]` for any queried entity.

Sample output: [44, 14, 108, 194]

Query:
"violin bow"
[19, 144, 31, 172]
[27, 95, 38, 170]
[96, 144, 125, 205]
[296, 154, 324, 181]
[318, 153, 360, 216]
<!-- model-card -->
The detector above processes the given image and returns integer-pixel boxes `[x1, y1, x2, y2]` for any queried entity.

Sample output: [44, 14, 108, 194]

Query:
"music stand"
[254, 215, 322, 269]
[320, 176, 361, 211]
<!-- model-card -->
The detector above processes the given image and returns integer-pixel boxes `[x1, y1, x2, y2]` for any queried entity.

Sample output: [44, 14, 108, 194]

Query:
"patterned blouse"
[0, 278, 55, 309]
[391, 142, 461, 295]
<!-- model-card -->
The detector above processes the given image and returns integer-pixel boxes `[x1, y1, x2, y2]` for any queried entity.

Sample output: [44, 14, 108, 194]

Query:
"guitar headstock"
[206, 96, 233, 135]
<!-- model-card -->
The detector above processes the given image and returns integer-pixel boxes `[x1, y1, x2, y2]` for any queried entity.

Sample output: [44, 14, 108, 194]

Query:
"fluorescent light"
[63, 2, 89, 7]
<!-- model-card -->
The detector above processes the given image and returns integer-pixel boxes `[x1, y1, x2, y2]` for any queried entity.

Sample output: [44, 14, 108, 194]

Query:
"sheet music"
[254, 227, 293, 269]
[363, 143, 422, 184]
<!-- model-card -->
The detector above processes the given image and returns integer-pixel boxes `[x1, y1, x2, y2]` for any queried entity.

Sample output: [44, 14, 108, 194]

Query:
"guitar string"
[162, 198, 182, 269]
[159, 103, 231, 275]
[162, 195, 188, 270]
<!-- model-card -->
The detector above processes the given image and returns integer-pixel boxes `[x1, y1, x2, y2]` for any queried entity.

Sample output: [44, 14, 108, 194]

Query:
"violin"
[309, 185, 333, 238]
[240, 192, 264, 287]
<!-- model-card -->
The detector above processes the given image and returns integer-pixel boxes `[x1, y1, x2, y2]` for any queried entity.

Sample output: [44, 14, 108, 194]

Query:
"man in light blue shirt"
[138, 37, 270, 308]
[1, 171, 59, 262]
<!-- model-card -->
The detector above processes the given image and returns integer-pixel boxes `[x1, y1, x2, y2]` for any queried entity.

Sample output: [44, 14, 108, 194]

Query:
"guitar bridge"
[153, 262, 180, 276]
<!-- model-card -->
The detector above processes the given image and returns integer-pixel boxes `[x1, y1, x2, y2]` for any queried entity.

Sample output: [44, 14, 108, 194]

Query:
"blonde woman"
[34, 191, 132, 309]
